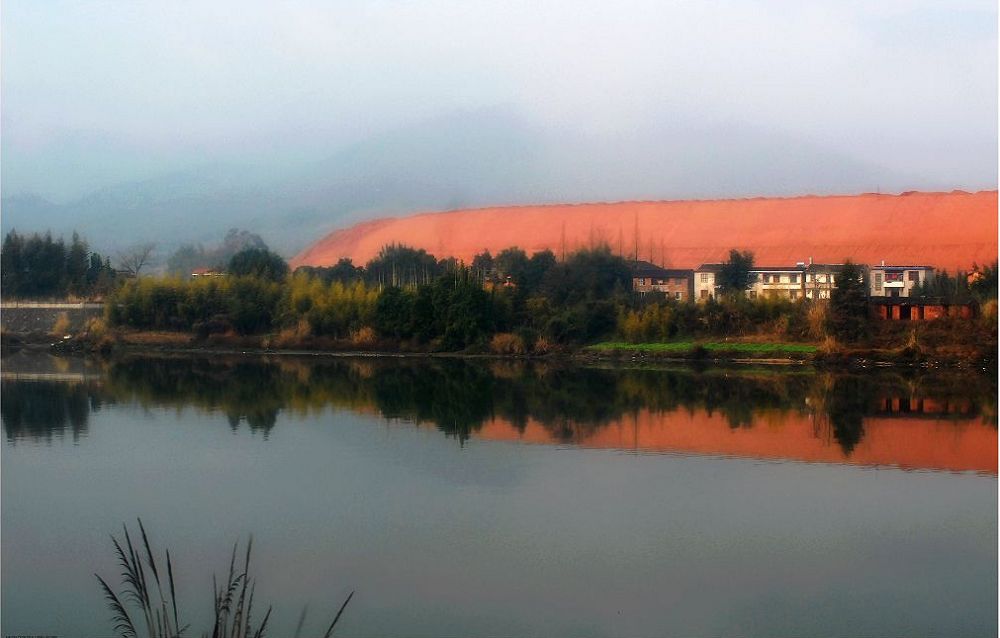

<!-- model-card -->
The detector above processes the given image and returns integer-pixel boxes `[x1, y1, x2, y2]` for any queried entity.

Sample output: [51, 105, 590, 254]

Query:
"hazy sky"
[3, 0, 997, 201]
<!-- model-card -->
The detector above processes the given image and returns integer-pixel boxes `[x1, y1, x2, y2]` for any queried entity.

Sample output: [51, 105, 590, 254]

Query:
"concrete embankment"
[0, 302, 104, 334]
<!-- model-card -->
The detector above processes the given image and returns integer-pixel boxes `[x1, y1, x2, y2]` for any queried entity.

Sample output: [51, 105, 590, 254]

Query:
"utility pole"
[560, 222, 566, 262]
[633, 212, 639, 262]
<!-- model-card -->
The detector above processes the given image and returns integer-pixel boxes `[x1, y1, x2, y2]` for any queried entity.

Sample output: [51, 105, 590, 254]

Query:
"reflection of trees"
[2, 356, 995, 450]
[823, 376, 873, 455]
[370, 360, 496, 443]
[1, 381, 101, 442]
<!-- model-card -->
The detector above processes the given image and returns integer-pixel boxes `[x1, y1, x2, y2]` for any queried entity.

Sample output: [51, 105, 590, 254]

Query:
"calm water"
[2, 353, 997, 637]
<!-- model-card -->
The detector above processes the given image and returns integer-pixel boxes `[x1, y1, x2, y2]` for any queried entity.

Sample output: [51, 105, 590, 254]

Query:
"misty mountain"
[1, 107, 928, 258]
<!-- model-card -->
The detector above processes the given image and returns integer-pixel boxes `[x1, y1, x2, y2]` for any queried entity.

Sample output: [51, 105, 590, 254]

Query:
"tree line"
[7, 356, 993, 452]
[1, 231, 117, 298]
[102, 242, 898, 349]
[5, 228, 995, 351]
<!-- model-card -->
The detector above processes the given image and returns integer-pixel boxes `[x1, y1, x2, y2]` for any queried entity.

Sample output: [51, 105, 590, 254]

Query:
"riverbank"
[2, 326, 994, 370]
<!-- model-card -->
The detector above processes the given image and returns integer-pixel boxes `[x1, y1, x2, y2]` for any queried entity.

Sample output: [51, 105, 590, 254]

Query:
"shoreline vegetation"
[3, 330, 994, 369]
[2, 232, 996, 368]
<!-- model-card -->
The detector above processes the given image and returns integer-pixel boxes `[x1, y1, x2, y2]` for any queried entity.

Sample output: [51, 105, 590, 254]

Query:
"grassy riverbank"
[588, 341, 818, 355]
[4, 326, 994, 369]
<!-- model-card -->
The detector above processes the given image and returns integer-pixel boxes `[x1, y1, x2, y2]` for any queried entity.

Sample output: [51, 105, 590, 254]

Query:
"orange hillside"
[291, 190, 998, 272]
[473, 409, 998, 475]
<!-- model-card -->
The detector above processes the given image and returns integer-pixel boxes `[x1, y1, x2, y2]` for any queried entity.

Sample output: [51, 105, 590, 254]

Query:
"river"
[2, 352, 996, 637]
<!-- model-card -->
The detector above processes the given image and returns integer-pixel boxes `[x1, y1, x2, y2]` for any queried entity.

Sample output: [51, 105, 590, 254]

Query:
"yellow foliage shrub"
[490, 332, 526, 355]
[532, 336, 552, 354]
[350, 326, 377, 347]
[83, 316, 107, 338]
[52, 312, 71, 335]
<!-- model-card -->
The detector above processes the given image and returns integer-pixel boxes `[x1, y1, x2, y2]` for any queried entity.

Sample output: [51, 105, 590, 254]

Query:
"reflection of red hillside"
[474, 409, 998, 475]
[291, 190, 998, 272]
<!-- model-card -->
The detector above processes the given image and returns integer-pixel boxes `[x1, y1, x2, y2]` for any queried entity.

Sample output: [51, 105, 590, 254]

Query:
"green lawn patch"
[588, 341, 818, 355]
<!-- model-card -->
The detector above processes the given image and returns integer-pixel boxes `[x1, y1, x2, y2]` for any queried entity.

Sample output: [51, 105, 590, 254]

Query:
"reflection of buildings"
[473, 406, 997, 475]
[873, 395, 974, 417]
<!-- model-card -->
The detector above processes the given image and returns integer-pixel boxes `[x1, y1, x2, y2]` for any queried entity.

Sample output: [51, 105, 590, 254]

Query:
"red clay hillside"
[291, 190, 999, 273]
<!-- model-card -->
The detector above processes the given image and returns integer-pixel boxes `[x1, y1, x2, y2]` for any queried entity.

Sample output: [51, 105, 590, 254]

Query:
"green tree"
[495, 247, 529, 284]
[374, 286, 416, 339]
[970, 262, 998, 301]
[471, 250, 494, 283]
[542, 246, 630, 306]
[227, 247, 289, 281]
[717, 249, 755, 296]
[524, 250, 557, 294]
[365, 244, 439, 287]
[66, 232, 89, 295]
[166, 244, 206, 275]
[1, 230, 24, 296]
[827, 261, 868, 341]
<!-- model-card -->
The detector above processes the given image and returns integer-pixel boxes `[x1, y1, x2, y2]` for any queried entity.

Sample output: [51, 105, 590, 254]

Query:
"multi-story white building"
[695, 263, 809, 300]
[748, 265, 807, 300]
[804, 263, 849, 300]
[694, 264, 722, 300]
[694, 260, 898, 301]
[869, 262, 933, 298]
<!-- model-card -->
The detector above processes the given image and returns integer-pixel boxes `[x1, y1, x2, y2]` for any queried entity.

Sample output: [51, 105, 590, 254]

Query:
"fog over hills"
[1, 107, 940, 257]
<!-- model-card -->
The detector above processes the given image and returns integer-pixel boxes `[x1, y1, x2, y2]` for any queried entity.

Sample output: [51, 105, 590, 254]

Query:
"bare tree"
[117, 242, 156, 277]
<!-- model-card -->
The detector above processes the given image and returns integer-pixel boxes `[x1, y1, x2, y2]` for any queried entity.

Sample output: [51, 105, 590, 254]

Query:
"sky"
[2, 0, 997, 203]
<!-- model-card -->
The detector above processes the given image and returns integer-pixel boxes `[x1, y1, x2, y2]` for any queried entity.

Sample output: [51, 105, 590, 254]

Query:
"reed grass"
[96, 519, 353, 638]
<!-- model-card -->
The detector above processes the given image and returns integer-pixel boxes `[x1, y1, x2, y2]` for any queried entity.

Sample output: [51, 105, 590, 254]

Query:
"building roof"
[695, 263, 724, 273]
[870, 264, 934, 270]
[805, 263, 849, 272]
[695, 263, 805, 273]
[750, 265, 806, 273]
[631, 261, 692, 278]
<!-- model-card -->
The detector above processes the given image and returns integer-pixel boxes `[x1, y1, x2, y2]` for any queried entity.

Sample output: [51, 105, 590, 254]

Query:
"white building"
[869, 262, 933, 298]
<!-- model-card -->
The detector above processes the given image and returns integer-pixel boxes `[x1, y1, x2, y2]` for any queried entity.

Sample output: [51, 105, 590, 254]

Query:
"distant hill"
[2, 107, 941, 258]
[291, 190, 999, 273]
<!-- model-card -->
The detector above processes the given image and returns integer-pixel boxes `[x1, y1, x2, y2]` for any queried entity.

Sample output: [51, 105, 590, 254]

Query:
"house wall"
[747, 271, 808, 300]
[694, 271, 716, 300]
[804, 270, 838, 300]
[633, 276, 693, 300]
[870, 267, 932, 298]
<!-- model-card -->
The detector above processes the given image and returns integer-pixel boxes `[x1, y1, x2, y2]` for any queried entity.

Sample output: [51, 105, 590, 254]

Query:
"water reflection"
[0, 380, 103, 443]
[2, 354, 996, 473]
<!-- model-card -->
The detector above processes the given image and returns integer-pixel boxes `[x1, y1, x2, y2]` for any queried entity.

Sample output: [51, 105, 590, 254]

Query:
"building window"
[674, 292, 682, 300]
[639, 278, 646, 285]
[790, 290, 797, 299]
[874, 273, 883, 288]
[791, 274, 799, 284]
[700, 289, 708, 299]
[908, 270, 919, 281]
[700, 273, 710, 283]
